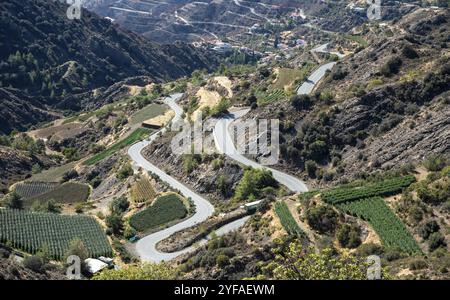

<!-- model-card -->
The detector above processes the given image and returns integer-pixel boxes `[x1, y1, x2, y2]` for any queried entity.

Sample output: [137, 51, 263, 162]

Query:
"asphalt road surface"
[128, 43, 345, 261]
[129, 94, 215, 262]
[297, 43, 345, 95]
[129, 94, 249, 262]
[213, 109, 309, 193]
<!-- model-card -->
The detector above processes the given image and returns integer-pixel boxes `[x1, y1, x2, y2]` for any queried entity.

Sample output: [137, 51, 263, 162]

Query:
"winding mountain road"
[297, 43, 344, 95]
[233, 0, 269, 22]
[128, 94, 252, 262]
[213, 43, 348, 192]
[213, 110, 309, 193]
[128, 94, 215, 262]
[127, 42, 347, 261]
[297, 61, 336, 95]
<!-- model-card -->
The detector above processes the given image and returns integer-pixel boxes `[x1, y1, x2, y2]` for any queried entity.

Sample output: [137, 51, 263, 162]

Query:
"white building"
[240, 200, 263, 212]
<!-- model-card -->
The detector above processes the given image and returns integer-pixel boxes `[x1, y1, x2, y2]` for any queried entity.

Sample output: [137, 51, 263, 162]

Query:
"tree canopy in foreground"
[254, 239, 391, 280]
[92, 262, 176, 280]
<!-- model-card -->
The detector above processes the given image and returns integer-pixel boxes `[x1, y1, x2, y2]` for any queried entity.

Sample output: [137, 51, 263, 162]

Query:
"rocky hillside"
[0, 89, 56, 134]
[0, 0, 216, 134]
[247, 8, 449, 187]
[84, 0, 302, 43]
[0, 258, 65, 280]
[84, 0, 419, 43]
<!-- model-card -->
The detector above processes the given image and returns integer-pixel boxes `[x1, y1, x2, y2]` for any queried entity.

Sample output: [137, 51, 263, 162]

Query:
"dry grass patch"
[29, 123, 86, 141]
[192, 88, 222, 120]
[214, 76, 233, 97]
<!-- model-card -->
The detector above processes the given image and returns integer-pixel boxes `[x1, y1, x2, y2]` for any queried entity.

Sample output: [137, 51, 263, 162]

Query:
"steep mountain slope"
[0, 89, 56, 134]
[247, 7, 449, 187]
[0, 257, 65, 280]
[84, 0, 303, 43]
[84, 0, 414, 43]
[0, 0, 216, 134]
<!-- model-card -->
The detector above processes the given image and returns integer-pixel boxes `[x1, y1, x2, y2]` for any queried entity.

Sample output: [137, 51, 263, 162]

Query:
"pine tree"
[3, 192, 24, 209]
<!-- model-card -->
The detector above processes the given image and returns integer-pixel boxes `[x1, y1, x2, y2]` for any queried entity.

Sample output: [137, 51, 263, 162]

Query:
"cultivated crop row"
[131, 177, 157, 203]
[27, 182, 90, 205]
[262, 89, 286, 104]
[129, 194, 187, 232]
[0, 209, 112, 259]
[322, 175, 416, 204]
[14, 182, 59, 199]
[274, 201, 304, 237]
[337, 197, 421, 254]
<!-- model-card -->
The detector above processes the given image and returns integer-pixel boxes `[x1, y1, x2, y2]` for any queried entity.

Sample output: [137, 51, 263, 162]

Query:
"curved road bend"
[129, 94, 252, 262]
[297, 43, 346, 95]
[213, 42, 348, 192]
[213, 110, 309, 193]
[129, 93, 215, 262]
[297, 61, 336, 95]
[128, 42, 344, 261]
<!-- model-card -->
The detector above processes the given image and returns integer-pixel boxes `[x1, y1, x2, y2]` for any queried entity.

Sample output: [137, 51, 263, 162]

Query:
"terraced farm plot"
[14, 182, 59, 199]
[84, 128, 152, 166]
[344, 34, 369, 47]
[131, 177, 157, 204]
[272, 68, 303, 90]
[274, 201, 304, 237]
[130, 103, 167, 126]
[0, 209, 112, 259]
[257, 89, 286, 106]
[26, 182, 90, 206]
[30, 122, 86, 141]
[321, 176, 416, 205]
[129, 194, 187, 232]
[337, 197, 421, 254]
[28, 162, 77, 182]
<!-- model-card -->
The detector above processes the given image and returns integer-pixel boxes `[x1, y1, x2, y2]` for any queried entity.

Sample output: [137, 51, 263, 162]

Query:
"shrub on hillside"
[419, 220, 440, 240]
[234, 168, 278, 201]
[106, 214, 124, 235]
[2, 192, 23, 209]
[380, 56, 403, 77]
[109, 196, 129, 215]
[402, 44, 419, 59]
[23, 256, 45, 273]
[305, 160, 317, 178]
[290, 94, 312, 110]
[423, 155, 447, 172]
[306, 205, 339, 234]
[117, 164, 133, 180]
[331, 67, 348, 80]
[336, 224, 362, 248]
[428, 232, 447, 252]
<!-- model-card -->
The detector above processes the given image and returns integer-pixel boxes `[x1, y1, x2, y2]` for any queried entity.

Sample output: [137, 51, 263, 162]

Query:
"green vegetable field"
[274, 201, 304, 237]
[337, 197, 421, 254]
[322, 175, 416, 204]
[0, 209, 112, 259]
[129, 194, 187, 232]
[257, 89, 286, 105]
